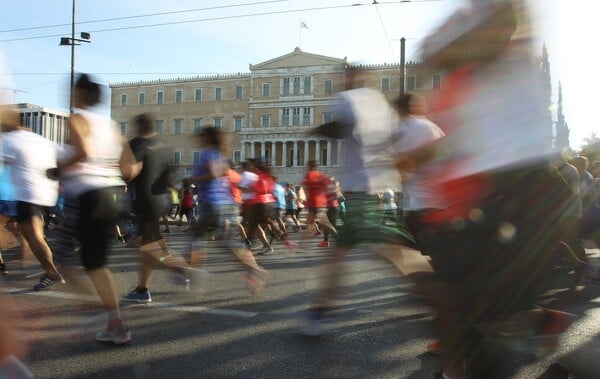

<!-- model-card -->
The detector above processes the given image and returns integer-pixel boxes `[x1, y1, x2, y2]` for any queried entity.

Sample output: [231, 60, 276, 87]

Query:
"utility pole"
[400, 37, 406, 96]
[70, 0, 75, 115]
[59, 0, 90, 115]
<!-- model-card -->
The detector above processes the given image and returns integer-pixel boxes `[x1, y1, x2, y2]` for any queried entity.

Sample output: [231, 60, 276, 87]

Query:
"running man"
[1, 109, 64, 290]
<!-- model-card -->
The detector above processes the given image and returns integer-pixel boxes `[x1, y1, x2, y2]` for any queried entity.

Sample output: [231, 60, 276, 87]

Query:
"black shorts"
[285, 208, 296, 216]
[245, 203, 276, 231]
[136, 215, 163, 244]
[16, 201, 47, 223]
[78, 187, 120, 271]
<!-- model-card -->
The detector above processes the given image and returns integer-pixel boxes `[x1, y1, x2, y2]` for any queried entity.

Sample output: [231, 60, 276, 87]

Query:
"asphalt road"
[1, 223, 600, 379]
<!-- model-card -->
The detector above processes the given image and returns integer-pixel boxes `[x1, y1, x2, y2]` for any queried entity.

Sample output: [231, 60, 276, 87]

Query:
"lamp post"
[399, 37, 406, 96]
[59, 0, 90, 115]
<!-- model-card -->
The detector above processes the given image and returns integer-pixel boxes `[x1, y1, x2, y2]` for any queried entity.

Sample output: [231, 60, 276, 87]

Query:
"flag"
[300, 21, 309, 29]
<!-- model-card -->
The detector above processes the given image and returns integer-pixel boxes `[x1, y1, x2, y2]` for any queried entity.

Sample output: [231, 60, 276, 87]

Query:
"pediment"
[250, 47, 346, 71]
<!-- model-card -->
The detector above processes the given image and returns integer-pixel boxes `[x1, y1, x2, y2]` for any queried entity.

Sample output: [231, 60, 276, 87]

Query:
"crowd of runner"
[2, 0, 600, 378]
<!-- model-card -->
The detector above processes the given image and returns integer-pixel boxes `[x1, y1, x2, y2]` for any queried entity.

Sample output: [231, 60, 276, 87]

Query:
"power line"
[0, 0, 444, 43]
[0, 0, 291, 33]
[373, 3, 395, 61]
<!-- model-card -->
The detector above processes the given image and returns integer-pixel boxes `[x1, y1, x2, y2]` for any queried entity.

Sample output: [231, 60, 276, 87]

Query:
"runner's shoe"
[95, 322, 131, 345]
[33, 275, 64, 291]
[242, 268, 269, 295]
[184, 267, 209, 291]
[317, 241, 330, 247]
[283, 240, 298, 251]
[0, 263, 7, 275]
[258, 246, 275, 255]
[121, 289, 152, 303]
[426, 340, 443, 355]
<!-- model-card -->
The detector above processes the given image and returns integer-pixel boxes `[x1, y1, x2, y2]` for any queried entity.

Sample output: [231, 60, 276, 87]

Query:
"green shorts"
[335, 193, 414, 248]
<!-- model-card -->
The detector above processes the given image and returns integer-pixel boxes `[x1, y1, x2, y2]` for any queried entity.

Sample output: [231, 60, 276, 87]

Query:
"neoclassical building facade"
[110, 48, 441, 184]
[1, 103, 69, 145]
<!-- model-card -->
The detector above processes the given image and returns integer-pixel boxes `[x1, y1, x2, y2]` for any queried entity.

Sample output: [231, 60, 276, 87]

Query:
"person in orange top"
[301, 160, 336, 244]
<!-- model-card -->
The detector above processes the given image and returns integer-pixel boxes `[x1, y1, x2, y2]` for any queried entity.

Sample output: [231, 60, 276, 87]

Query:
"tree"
[539, 44, 554, 148]
[555, 82, 570, 149]
[580, 132, 600, 164]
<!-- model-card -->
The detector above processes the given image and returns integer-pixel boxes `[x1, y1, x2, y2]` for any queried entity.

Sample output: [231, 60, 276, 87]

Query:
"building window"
[155, 120, 164, 134]
[303, 107, 311, 125]
[324, 80, 333, 94]
[193, 118, 202, 134]
[281, 109, 290, 126]
[233, 150, 241, 165]
[174, 119, 183, 134]
[120, 94, 127, 107]
[283, 78, 290, 95]
[235, 85, 243, 99]
[262, 83, 270, 97]
[293, 77, 301, 95]
[261, 114, 270, 128]
[156, 91, 164, 104]
[193, 151, 201, 164]
[138, 92, 145, 105]
[322, 112, 332, 124]
[406, 76, 416, 91]
[234, 116, 243, 132]
[175, 90, 183, 103]
[185, 167, 192, 176]
[119, 122, 127, 136]
[432, 74, 442, 89]
[194, 88, 202, 102]
[381, 77, 390, 92]
[213, 117, 222, 130]
[292, 107, 300, 126]
[304, 76, 311, 94]
[173, 151, 181, 165]
[215, 87, 222, 100]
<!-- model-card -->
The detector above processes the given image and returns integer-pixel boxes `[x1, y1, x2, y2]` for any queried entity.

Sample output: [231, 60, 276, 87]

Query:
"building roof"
[250, 47, 347, 71]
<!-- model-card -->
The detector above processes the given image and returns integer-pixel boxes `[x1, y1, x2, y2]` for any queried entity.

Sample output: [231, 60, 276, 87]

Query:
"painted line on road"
[4, 287, 258, 319]
[24, 270, 45, 279]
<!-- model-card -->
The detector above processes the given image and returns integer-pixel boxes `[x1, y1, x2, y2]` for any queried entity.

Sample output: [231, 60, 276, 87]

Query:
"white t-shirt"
[239, 170, 258, 202]
[1, 129, 60, 207]
[393, 117, 445, 211]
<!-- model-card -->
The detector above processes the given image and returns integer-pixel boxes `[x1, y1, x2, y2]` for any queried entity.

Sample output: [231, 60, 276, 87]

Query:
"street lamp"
[59, 0, 90, 115]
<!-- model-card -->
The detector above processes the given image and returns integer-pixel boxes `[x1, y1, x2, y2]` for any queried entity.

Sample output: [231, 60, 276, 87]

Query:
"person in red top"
[302, 160, 337, 244]
[179, 179, 194, 231]
[245, 160, 294, 254]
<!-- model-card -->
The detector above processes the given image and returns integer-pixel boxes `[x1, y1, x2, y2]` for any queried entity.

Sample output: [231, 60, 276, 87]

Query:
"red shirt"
[302, 170, 329, 208]
[247, 170, 275, 205]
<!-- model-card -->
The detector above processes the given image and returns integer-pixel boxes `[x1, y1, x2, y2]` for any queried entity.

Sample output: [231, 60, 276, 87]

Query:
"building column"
[337, 140, 343, 166]
[304, 140, 309, 166]
[326, 140, 332, 166]
[293, 141, 298, 167]
[315, 140, 321, 164]
[250, 141, 255, 158]
[240, 142, 246, 162]
[260, 142, 265, 159]
[282, 141, 287, 167]
[271, 141, 276, 166]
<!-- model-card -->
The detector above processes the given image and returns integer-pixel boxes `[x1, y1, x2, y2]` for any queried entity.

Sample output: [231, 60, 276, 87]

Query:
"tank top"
[61, 109, 125, 196]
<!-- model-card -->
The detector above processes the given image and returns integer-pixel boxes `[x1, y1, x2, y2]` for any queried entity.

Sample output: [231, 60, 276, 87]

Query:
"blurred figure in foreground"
[297, 68, 429, 335]
[415, 0, 575, 377]
[56, 73, 139, 344]
[1, 109, 64, 290]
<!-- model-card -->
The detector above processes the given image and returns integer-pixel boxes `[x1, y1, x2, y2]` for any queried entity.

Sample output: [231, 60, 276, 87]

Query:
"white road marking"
[4, 287, 258, 318]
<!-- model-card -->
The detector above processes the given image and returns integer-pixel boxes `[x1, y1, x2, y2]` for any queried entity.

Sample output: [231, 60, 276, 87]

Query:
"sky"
[0, 0, 597, 149]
